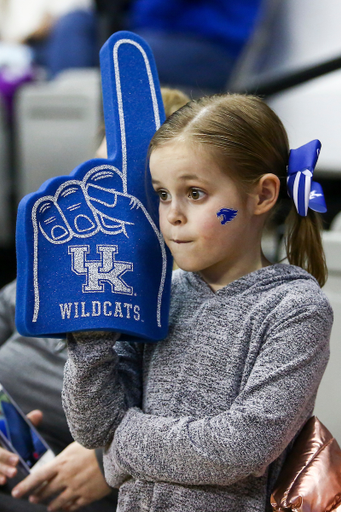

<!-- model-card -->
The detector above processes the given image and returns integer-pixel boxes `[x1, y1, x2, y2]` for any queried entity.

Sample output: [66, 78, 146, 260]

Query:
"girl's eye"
[189, 188, 205, 200]
[157, 190, 170, 201]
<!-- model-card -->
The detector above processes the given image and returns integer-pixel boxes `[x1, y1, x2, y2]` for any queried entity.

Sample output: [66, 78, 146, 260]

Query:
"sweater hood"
[175, 264, 320, 299]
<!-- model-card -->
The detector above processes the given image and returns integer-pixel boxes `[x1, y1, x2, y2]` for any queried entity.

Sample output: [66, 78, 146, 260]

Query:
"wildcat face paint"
[216, 208, 238, 225]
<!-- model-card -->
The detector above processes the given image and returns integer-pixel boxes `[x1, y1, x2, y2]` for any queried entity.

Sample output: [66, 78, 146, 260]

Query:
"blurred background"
[1, 0, 341, 439]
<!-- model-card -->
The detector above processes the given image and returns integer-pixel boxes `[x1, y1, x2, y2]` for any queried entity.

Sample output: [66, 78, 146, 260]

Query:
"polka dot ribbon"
[287, 139, 327, 217]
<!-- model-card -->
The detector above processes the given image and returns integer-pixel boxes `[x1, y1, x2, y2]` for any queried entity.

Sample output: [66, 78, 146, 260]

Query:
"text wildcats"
[59, 301, 141, 321]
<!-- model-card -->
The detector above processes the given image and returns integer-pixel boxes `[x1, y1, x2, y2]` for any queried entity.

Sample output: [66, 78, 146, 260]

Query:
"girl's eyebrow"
[178, 174, 200, 180]
[178, 174, 211, 184]
[152, 174, 210, 184]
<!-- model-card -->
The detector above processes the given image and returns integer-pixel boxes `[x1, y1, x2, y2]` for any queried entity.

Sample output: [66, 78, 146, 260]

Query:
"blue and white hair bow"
[287, 139, 327, 217]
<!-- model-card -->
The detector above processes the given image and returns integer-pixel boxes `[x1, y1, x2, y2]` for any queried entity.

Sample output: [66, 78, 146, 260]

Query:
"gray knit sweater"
[62, 264, 333, 512]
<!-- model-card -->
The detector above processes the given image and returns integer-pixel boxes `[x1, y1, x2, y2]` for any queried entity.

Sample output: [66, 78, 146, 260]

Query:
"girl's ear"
[253, 173, 280, 216]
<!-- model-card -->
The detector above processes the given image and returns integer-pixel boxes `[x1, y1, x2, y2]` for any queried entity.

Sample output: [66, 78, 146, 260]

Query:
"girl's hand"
[0, 409, 43, 485]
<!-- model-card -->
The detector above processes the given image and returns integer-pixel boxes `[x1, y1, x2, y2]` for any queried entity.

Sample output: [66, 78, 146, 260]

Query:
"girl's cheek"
[200, 209, 240, 238]
[159, 215, 169, 238]
[158, 205, 166, 222]
[200, 217, 220, 236]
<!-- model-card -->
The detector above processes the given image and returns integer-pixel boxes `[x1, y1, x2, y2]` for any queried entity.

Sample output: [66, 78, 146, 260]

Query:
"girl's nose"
[167, 203, 186, 225]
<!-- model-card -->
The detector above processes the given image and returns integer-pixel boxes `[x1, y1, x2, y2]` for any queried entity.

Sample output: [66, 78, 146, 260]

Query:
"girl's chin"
[172, 258, 204, 273]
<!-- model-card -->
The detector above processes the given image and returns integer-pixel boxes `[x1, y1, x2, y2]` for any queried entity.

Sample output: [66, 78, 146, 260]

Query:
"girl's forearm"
[62, 332, 141, 449]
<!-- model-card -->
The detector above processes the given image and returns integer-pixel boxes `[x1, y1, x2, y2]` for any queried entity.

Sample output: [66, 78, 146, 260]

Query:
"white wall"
[230, 0, 341, 176]
[267, 71, 341, 175]
[259, 0, 341, 80]
[314, 231, 341, 442]
[15, 69, 101, 199]
[233, 0, 341, 87]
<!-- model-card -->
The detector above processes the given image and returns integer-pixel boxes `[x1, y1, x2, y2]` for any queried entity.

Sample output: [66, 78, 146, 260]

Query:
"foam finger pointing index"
[57, 182, 99, 238]
[36, 199, 71, 244]
[100, 32, 165, 203]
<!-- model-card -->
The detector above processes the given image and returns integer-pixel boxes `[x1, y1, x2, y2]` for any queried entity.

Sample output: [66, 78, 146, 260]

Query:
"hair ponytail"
[285, 206, 327, 287]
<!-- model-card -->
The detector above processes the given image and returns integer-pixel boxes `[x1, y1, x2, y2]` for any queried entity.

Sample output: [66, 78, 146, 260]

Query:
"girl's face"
[150, 141, 264, 288]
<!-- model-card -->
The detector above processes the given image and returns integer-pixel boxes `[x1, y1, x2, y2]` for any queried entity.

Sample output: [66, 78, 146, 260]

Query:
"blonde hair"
[96, 88, 190, 159]
[160, 87, 190, 118]
[149, 93, 327, 287]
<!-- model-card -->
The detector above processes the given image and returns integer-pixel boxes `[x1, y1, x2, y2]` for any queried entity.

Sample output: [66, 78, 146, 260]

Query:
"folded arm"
[62, 332, 143, 450]
[109, 304, 332, 487]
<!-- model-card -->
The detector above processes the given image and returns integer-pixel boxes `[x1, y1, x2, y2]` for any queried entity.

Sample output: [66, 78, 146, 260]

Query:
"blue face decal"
[216, 208, 238, 225]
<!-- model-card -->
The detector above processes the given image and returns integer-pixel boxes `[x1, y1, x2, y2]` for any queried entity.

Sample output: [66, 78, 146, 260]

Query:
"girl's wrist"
[67, 331, 120, 345]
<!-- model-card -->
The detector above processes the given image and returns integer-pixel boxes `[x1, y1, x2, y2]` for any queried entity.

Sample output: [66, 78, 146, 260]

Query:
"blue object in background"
[1, 401, 36, 467]
[0, 387, 48, 470]
[129, 0, 263, 91]
[15, 31, 173, 341]
[31, 9, 99, 79]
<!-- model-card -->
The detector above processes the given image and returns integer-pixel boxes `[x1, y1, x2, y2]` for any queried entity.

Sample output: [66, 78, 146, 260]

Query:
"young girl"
[62, 94, 333, 512]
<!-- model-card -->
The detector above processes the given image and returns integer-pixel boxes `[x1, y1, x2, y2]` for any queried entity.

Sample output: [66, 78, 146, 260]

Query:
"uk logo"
[68, 244, 133, 295]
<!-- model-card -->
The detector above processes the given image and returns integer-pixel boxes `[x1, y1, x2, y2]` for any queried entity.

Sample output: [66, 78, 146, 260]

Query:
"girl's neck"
[198, 250, 271, 292]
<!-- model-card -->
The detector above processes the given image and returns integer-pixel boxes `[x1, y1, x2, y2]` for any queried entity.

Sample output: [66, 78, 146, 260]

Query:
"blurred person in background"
[127, 0, 263, 93]
[0, 0, 98, 79]
[95, 0, 132, 46]
[0, 281, 118, 512]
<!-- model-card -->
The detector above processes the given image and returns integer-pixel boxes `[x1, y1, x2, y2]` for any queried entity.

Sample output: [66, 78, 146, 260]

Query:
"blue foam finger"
[56, 182, 98, 236]
[16, 32, 172, 341]
[36, 199, 71, 243]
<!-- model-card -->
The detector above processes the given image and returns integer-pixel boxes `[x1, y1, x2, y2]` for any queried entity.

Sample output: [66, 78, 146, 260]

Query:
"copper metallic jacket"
[271, 416, 341, 512]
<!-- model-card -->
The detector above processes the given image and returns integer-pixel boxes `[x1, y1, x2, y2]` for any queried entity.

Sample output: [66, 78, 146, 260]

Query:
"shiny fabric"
[271, 416, 341, 511]
[287, 140, 327, 217]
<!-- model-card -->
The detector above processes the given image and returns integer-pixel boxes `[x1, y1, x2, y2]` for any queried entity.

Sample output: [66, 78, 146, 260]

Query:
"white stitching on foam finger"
[112, 38, 165, 326]
[113, 38, 161, 194]
[32, 194, 74, 322]
[32, 200, 40, 323]
[131, 197, 167, 328]
[31, 178, 101, 322]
